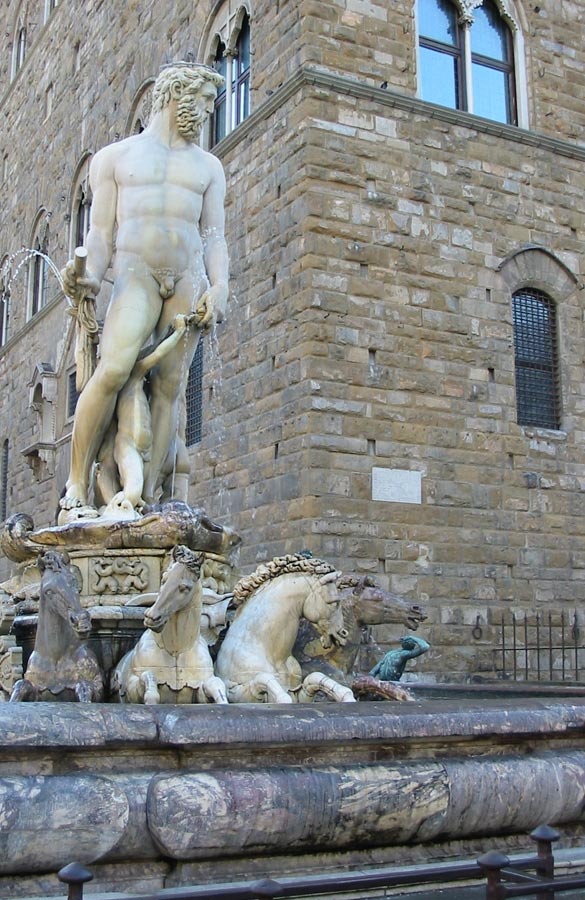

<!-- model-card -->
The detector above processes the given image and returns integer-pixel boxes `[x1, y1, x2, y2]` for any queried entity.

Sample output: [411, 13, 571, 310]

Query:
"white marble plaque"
[372, 468, 422, 504]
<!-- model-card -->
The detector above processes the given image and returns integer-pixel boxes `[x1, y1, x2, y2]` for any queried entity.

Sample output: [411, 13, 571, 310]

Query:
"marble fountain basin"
[1, 696, 585, 897]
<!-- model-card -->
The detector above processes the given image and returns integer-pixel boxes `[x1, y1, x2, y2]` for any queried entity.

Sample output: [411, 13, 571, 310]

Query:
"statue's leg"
[144, 282, 202, 503]
[113, 432, 146, 509]
[201, 676, 229, 705]
[140, 671, 160, 704]
[94, 421, 120, 507]
[63, 274, 162, 510]
[236, 674, 293, 704]
[9, 679, 37, 702]
[75, 681, 94, 703]
[298, 672, 356, 703]
[160, 427, 190, 503]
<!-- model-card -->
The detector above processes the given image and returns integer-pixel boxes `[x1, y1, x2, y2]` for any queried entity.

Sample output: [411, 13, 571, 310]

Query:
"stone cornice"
[214, 66, 585, 163]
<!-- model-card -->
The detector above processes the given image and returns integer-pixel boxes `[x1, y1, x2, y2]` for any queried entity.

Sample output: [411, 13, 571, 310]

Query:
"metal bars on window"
[512, 288, 560, 430]
[185, 339, 203, 447]
[68, 371, 79, 420]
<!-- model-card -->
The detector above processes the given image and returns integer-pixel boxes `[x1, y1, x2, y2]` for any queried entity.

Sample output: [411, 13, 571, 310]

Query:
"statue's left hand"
[195, 283, 228, 329]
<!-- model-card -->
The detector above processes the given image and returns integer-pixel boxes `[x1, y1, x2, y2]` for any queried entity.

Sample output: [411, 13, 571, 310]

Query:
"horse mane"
[171, 544, 204, 574]
[232, 554, 337, 608]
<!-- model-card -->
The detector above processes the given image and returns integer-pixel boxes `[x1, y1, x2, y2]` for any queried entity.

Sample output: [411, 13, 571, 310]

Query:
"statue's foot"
[101, 492, 140, 522]
[57, 503, 99, 526]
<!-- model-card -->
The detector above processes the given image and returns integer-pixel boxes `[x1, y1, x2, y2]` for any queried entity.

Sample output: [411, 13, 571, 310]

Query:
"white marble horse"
[215, 554, 355, 703]
[111, 545, 228, 704]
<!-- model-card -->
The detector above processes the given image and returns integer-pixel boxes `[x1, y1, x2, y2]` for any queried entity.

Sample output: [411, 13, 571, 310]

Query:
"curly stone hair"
[152, 63, 224, 113]
[232, 554, 338, 607]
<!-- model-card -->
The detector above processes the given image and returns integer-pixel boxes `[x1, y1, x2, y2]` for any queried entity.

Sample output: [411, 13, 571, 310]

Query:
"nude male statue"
[60, 62, 228, 522]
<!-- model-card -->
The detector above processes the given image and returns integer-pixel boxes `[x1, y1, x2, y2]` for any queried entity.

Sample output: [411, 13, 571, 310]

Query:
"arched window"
[11, 23, 27, 80]
[418, 0, 517, 125]
[202, 4, 252, 147]
[512, 288, 560, 430]
[69, 157, 92, 254]
[185, 340, 204, 446]
[0, 257, 11, 348]
[28, 215, 50, 319]
[44, 0, 58, 20]
[125, 80, 155, 137]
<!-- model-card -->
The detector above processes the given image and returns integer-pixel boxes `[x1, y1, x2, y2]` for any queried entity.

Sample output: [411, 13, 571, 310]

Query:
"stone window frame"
[27, 210, 50, 321]
[415, 0, 528, 129]
[125, 78, 155, 137]
[44, 0, 58, 22]
[68, 154, 93, 257]
[10, 6, 27, 82]
[498, 246, 582, 435]
[199, 1, 252, 148]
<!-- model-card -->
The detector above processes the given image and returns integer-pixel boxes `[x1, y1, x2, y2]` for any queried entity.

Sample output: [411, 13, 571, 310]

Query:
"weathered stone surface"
[0, 774, 129, 874]
[0, 699, 584, 883]
[148, 763, 449, 858]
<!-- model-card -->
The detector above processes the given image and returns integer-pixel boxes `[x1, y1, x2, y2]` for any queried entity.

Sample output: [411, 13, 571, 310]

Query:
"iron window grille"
[185, 339, 204, 447]
[1, 439, 8, 521]
[68, 370, 79, 419]
[512, 288, 560, 430]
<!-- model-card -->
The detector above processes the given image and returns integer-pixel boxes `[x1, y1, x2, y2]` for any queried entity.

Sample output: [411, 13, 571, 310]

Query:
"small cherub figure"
[369, 635, 430, 682]
[102, 313, 198, 519]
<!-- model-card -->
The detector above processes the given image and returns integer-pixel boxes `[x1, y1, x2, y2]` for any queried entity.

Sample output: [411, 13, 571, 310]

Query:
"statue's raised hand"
[61, 259, 101, 304]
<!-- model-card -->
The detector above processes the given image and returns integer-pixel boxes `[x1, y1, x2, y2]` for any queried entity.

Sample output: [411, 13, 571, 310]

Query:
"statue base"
[0, 503, 240, 700]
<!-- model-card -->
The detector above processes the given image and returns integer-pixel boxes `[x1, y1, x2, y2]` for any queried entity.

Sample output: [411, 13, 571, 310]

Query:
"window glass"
[207, 5, 252, 147]
[472, 63, 510, 122]
[471, 0, 509, 62]
[419, 46, 459, 108]
[419, 0, 458, 45]
[418, 0, 516, 125]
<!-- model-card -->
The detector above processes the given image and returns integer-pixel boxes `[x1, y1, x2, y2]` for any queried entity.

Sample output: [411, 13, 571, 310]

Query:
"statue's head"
[152, 62, 225, 140]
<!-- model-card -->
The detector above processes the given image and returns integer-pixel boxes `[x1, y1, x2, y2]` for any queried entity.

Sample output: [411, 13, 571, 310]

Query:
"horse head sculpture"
[302, 569, 348, 651]
[144, 545, 204, 634]
[10, 550, 103, 703]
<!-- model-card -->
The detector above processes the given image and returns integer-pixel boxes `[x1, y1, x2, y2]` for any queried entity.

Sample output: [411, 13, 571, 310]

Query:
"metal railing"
[499, 611, 584, 682]
[57, 825, 585, 900]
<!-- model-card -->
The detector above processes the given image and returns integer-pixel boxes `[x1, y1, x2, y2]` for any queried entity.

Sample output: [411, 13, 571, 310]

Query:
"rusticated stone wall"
[1, 1, 585, 680]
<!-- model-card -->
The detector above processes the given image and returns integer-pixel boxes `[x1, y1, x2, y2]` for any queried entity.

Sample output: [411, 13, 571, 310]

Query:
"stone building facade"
[1, 0, 585, 681]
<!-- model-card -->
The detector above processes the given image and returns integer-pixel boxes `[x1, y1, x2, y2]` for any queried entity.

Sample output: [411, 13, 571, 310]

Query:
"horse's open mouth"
[320, 627, 349, 650]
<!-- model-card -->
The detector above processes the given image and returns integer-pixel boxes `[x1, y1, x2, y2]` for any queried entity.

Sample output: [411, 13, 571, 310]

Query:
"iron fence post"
[531, 823, 560, 900]
[58, 862, 94, 900]
[477, 850, 510, 900]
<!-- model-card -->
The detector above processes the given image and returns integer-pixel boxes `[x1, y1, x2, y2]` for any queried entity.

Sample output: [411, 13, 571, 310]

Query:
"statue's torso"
[111, 138, 211, 273]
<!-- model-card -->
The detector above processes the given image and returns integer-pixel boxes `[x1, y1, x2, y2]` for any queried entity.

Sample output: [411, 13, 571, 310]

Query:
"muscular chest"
[116, 145, 209, 195]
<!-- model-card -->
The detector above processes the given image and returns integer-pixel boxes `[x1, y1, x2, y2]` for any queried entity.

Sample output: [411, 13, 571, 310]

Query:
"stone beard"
[175, 91, 209, 141]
